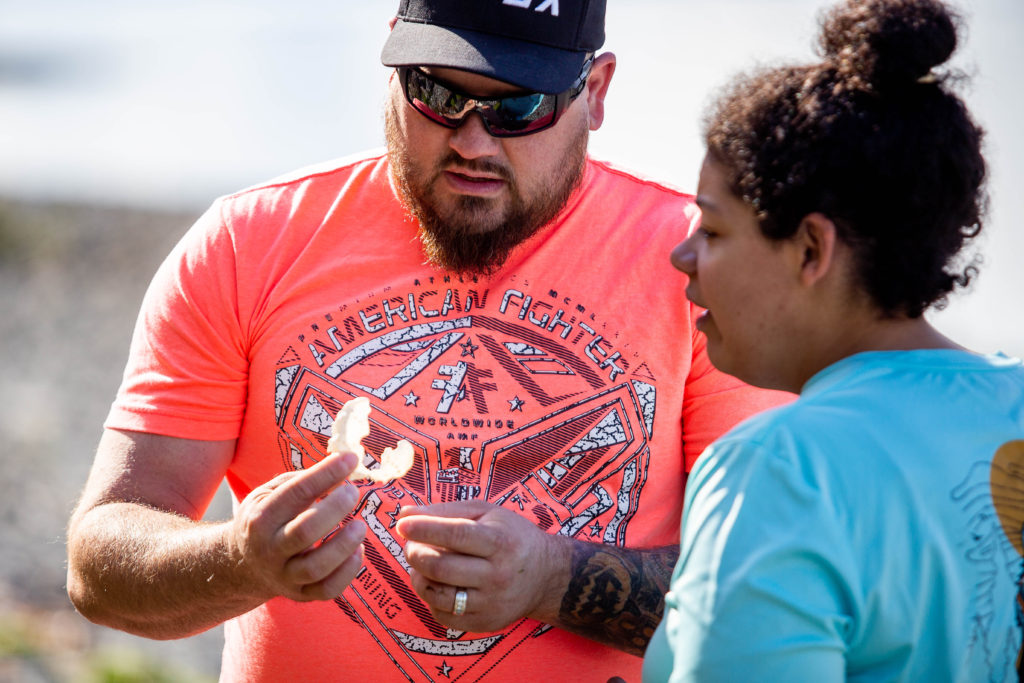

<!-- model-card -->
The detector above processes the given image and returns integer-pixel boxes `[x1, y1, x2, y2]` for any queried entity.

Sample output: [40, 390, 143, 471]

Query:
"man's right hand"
[230, 452, 367, 602]
[66, 429, 367, 639]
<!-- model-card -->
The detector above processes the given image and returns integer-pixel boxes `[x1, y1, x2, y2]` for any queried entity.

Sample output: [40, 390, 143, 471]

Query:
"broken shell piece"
[327, 397, 414, 483]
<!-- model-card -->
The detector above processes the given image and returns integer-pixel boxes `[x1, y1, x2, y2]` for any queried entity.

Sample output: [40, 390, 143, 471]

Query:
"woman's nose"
[670, 236, 697, 275]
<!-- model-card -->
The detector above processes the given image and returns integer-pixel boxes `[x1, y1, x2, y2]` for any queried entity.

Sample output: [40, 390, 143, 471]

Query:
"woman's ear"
[584, 52, 616, 131]
[795, 212, 839, 286]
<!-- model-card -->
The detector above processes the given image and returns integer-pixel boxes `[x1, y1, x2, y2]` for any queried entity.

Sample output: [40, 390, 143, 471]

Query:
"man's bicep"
[75, 428, 236, 521]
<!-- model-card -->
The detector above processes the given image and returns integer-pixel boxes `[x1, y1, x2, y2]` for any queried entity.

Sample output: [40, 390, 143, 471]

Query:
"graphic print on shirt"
[273, 279, 659, 682]
[991, 440, 1024, 679]
[954, 440, 1024, 681]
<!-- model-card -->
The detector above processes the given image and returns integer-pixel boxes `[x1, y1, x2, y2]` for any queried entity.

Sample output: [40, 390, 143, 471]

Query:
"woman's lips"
[695, 308, 712, 331]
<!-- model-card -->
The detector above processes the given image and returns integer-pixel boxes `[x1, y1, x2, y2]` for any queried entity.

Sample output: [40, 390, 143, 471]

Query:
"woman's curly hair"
[704, 0, 987, 318]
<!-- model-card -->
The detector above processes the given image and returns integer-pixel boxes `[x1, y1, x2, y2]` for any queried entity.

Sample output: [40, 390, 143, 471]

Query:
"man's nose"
[447, 112, 502, 160]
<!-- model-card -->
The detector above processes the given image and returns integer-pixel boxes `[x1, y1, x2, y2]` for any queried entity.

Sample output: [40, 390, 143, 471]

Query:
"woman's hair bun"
[819, 0, 960, 87]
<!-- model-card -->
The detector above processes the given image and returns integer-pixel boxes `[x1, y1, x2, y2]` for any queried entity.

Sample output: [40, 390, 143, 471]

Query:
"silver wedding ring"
[452, 588, 468, 616]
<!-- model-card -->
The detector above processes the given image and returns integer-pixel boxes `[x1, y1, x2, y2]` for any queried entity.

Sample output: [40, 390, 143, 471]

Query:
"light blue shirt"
[644, 350, 1024, 682]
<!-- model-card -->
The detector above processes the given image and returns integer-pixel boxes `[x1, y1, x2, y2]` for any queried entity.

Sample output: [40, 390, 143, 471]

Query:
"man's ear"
[794, 212, 839, 286]
[388, 16, 398, 30]
[584, 52, 616, 131]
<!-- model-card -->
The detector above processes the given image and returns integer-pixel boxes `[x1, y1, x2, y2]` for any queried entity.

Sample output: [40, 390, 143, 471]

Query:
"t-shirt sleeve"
[681, 301, 795, 470]
[104, 199, 249, 440]
[662, 438, 854, 682]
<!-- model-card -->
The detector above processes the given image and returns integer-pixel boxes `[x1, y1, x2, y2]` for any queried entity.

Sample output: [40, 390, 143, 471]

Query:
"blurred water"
[0, 0, 393, 208]
[4, 0, 1018, 356]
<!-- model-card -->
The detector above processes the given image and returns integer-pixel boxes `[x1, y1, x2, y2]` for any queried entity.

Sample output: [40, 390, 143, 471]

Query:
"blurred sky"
[1, 0, 1021, 357]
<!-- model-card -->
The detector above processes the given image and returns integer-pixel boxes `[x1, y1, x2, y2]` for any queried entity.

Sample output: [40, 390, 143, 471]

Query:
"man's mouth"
[442, 169, 506, 195]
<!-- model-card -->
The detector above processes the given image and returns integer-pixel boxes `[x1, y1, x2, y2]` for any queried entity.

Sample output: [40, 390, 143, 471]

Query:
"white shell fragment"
[327, 397, 414, 483]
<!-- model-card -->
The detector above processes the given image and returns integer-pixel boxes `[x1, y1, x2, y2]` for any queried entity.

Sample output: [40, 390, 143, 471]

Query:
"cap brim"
[381, 20, 587, 94]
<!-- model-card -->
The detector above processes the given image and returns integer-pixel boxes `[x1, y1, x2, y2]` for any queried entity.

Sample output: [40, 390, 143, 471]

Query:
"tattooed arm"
[557, 542, 679, 655]
[398, 501, 678, 654]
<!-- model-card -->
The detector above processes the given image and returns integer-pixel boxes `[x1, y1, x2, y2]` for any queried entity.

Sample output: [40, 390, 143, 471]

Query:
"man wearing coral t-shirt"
[66, 1, 790, 681]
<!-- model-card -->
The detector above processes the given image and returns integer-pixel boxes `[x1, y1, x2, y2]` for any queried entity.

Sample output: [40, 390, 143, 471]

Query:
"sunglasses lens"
[403, 69, 461, 127]
[482, 94, 556, 136]
[401, 68, 561, 137]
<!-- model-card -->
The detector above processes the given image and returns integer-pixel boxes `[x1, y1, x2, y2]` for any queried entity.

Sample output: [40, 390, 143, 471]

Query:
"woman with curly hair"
[642, 0, 1024, 680]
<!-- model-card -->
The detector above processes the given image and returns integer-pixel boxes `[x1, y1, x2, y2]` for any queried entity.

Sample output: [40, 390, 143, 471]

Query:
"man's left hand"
[396, 500, 570, 632]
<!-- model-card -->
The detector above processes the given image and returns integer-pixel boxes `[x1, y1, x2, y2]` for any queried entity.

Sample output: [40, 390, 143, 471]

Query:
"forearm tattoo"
[559, 543, 679, 655]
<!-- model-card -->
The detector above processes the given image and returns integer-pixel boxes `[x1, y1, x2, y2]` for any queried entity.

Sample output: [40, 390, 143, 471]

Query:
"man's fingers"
[283, 519, 366, 586]
[409, 574, 479, 617]
[277, 483, 360, 556]
[296, 543, 366, 602]
[404, 540, 491, 585]
[396, 514, 499, 558]
[260, 453, 358, 524]
[397, 500, 494, 521]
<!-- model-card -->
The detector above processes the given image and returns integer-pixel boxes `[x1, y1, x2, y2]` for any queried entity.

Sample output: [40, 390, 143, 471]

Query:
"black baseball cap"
[381, 0, 606, 94]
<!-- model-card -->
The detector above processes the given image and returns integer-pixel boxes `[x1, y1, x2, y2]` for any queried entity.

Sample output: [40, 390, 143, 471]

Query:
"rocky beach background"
[0, 198, 225, 681]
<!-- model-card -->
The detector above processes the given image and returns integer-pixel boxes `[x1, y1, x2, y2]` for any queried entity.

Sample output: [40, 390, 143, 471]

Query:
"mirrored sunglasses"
[397, 58, 593, 138]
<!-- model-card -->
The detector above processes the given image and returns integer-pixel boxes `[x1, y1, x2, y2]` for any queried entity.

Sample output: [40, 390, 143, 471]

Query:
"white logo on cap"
[502, 0, 560, 17]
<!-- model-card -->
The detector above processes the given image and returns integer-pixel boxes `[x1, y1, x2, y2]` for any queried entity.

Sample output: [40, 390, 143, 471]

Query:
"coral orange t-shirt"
[106, 151, 790, 682]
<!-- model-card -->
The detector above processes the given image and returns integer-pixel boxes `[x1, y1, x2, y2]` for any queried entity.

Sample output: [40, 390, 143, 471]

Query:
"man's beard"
[385, 103, 588, 276]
